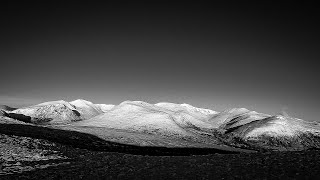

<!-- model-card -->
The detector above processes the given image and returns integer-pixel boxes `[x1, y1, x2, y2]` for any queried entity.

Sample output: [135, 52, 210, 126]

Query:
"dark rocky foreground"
[1, 122, 320, 179]
[1, 140, 320, 179]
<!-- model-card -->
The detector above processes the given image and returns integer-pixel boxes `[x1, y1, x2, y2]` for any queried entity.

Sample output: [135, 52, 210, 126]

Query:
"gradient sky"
[1, 2, 320, 121]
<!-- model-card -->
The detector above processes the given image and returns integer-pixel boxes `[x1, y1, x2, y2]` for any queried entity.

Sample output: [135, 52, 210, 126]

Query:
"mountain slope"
[75, 101, 320, 150]
[95, 104, 115, 112]
[219, 115, 320, 150]
[9, 99, 111, 124]
[4, 99, 320, 151]
[70, 99, 103, 119]
[225, 115, 320, 138]
[75, 101, 190, 136]
[11, 100, 82, 124]
[0, 105, 17, 111]
[207, 108, 270, 128]
[155, 102, 217, 116]
[76, 101, 222, 134]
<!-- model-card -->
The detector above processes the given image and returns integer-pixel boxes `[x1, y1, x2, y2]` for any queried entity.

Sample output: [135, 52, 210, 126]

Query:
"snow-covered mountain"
[211, 108, 270, 128]
[237, 115, 320, 138]
[11, 100, 82, 124]
[220, 115, 320, 150]
[69, 99, 103, 119]
[5, 99, 118, 124]
[75, 100, 223, 134]
[72, 100, 320, 150]
[3, 99, 320, 151]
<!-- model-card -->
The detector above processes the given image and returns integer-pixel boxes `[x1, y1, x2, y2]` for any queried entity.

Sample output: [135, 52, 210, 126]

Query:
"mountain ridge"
[2, 99, 320, 151]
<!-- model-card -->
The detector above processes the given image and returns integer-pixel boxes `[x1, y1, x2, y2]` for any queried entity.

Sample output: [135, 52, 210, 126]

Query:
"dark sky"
[1, 2, 320, 121]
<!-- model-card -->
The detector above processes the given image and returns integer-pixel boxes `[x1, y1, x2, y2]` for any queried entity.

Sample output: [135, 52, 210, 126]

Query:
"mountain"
[0, 104, 17, 117]
[211, 108, 270, 128]
[75, 101, 220, 136]
[76, 101, 190, 136]
[0, 105, 17, 111]
[3, 99, 320, 151]
[0, 105, 29, 124]
[95, 104, 115, 112]
[11, 100, 82, 124]
[69, 99, 103, 119]
[72, 100, 320, 151]
[7, 99, 115, 124]
[155, 102, 217, 116]
[232, 115, 320, 138]
[222, 115, 320, 150]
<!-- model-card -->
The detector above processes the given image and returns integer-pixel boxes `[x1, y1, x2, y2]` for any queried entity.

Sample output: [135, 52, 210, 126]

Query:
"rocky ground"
[0, 134, 69, 175]
[1, 132, 320, 179]
[1, 116, 320, 179]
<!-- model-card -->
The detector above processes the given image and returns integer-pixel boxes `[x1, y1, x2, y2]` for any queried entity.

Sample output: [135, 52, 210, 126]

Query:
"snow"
[11, 99, 105, 124]
[70, 99, 94, 107]
[155, 102, 217, 115]
[70, 99, 103, 119]
[75, 101, 222, 136]
[77, 101, 189, 136]
[10, 99, 115, 124]
[95, 104, 115, 112]
[207, 108, 251, 127]
[180, 103, 217, 115]
[12, 101, 81, 124]
[36, 100, 76, 110]
[245, 115, 320, 138]
[8, 99, 320, 141]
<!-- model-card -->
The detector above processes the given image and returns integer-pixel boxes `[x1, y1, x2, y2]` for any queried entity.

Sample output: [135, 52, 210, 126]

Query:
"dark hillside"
[0, 123, 248, 156]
